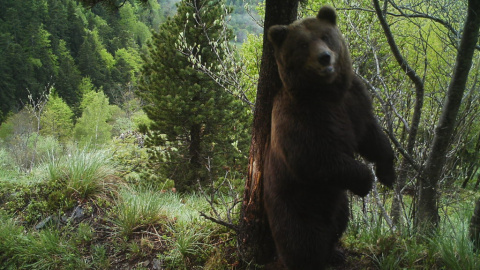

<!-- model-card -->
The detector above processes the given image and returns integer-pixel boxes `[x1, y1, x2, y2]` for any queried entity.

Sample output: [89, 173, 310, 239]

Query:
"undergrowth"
[1, 144, 480, 269]
[344, 193, 480, 270]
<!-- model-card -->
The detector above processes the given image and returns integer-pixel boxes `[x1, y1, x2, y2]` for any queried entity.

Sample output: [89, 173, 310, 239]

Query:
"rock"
[35, 215, 53, 230]
[72, 205, 84, 220]
[152, 258, 163, 270]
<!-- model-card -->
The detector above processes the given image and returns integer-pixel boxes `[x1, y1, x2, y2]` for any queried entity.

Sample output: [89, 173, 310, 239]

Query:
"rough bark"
[237, 0, 299, 265]
[417, 0, 480, 229]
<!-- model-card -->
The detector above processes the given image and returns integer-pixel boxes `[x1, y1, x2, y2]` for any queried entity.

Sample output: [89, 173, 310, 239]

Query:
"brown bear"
[263, 6, 395, 270]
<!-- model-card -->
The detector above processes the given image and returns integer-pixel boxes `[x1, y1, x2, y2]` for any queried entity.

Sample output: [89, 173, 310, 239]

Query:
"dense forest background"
[0, 0, 260, 124]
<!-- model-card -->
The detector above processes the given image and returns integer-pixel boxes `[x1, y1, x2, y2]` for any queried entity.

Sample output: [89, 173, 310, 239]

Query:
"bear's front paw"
[349, 173, 373, 197]
[375, 164, 395, 188]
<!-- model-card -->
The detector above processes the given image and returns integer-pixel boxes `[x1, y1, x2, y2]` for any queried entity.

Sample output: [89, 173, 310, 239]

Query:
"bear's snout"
[318, 51, 332, 66]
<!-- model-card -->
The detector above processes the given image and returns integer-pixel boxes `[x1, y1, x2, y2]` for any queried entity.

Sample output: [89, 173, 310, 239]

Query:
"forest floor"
[1, 146, 479, 269]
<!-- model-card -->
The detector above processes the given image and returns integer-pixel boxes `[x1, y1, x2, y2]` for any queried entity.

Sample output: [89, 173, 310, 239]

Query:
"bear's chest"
[272, 97, 357, 155]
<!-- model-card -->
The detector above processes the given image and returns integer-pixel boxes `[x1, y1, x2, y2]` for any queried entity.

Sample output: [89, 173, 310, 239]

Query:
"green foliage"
[109, 133, 151, 188]
[114, 47, 143, 85]
[77, 29, 114, 90]
[2, 131, 61, 173]
[55, 39, 82, 107]
[344, 193, 480, 270]
[113, 187, 168, 237]
[0, 175, 75, 225]
[0, 148, 19, 180]
[11, 229, 87, 270]
[91, 244, 111, 269]
[74, 90, 117, 147]
[0, 211, 23, 267]
[78, 77, 98, 96]
[74, 222, 95, 245]
[239, 33, 263, 104]
[46, 147, 116, 200]
[41, 89, 74, 142]
[138, 0, 251, 192]
[0, 146, 115, 225]
[161, 222, 213, 269]
[0, 0, 164, 125]
[0, 108, 36, 143]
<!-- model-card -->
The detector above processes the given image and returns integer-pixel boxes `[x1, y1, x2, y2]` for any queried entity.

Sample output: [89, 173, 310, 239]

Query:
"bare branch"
[199, 212, 239, 232]
[371, 167, 396, 232]
[339, 4, 480, 51]
[372, 0, 424, 91]
[384, 128, 421, 172]
[198, 157, 241, 232]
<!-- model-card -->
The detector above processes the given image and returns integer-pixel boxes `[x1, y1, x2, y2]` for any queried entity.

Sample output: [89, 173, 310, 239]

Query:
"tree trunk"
[461, 133, 480, 188]
[180, 122, 202, 192]
[237, 0, 299, 265]
[469, 197, 480, 249]
[416, 0, 480, 229]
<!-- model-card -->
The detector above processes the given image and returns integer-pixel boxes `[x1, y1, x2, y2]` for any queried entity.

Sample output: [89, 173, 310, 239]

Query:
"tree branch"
[200, 211, 239, 232]
[384, 128, 421, 172]
[340, 4, 480, 51]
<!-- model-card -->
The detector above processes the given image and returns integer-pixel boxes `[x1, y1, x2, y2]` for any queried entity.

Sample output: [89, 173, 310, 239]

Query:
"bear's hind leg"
[270, 211, 334, 270]
[328, 192, 349, 266]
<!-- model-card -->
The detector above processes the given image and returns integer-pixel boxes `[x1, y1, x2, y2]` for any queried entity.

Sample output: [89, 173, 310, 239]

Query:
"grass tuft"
[45, 148, 116, 200]
[113, 186, 168, 237]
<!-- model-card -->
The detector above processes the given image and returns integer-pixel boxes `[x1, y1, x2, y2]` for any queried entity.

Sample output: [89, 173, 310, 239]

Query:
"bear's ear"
[268, 25, 288, 47]
[317, 6, 337, 25]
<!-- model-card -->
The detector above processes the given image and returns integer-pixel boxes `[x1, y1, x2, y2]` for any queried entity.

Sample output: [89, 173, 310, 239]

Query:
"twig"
[197, 157, 240, 232]
[199, 211, 239, 232]
[371, 167, 396, 232]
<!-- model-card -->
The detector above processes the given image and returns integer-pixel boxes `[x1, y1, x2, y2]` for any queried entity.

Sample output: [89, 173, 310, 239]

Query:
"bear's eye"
[321, 35, 330, 43]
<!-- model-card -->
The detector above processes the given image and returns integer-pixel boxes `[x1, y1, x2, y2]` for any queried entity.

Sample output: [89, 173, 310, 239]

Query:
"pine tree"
[77, 29, 113, 95]
[55, 40, 82, 107]
[138, 0, 250, 192]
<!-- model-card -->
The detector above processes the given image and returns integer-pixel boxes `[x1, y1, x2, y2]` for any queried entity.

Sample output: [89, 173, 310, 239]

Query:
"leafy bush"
[3, 133, 61, 172]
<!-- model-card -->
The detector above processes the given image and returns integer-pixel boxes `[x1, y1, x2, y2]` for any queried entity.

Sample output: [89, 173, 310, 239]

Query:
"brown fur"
[264, 6, 395, 270]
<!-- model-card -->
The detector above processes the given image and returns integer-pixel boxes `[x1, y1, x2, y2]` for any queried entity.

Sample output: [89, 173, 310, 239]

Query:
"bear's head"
[268, 6, 353, 99]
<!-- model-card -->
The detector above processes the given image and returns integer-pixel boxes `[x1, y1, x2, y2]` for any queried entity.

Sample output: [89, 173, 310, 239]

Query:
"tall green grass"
[113, 187, 167, 237]
[0, 211, 87, 269]
[0, 212, 23, 268]
[112, 187, 218, 268]
[45, 148, 116, 199]
[161, 221, 213, 270]
[113, 187, 212, 237]
[345, 194, 480, 270]
[13, 229, 87, 270]
[0, 147, 20, 183]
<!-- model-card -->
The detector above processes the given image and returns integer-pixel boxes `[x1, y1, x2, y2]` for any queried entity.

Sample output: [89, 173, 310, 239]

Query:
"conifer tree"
[77, 29, 113, 94]
[138, 0, 250, 192]
[55, 40, 82, 107]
